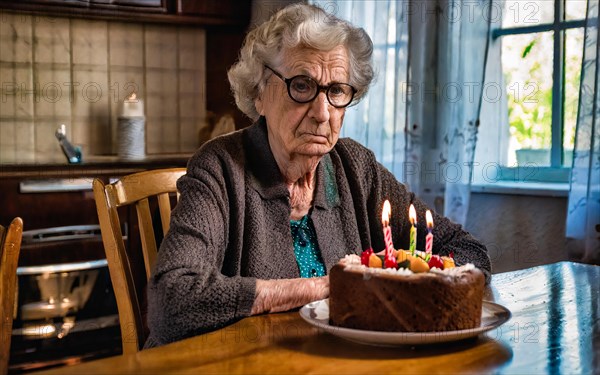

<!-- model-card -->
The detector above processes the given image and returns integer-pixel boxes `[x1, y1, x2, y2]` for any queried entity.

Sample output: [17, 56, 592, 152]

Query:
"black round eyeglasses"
[264, 65, 356, 108]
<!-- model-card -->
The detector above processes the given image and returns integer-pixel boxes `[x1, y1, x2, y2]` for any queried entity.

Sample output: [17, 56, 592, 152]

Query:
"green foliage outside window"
[504, 29, 582, 164]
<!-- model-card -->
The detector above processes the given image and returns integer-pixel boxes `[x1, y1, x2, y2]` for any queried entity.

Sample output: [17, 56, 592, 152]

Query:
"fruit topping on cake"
[359, 248, 455, 273]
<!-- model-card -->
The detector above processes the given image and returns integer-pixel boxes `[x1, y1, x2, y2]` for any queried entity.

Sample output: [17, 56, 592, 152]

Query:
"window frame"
[491, 0, 585, 182]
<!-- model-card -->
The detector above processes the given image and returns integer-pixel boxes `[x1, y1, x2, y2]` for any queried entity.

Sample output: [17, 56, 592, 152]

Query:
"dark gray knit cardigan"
[145, 117, 491, 347]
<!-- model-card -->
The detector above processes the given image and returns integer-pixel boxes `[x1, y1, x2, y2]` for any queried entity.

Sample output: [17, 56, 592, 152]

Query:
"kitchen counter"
[0, 153, 192, 234]
[0, 154, 192, 178]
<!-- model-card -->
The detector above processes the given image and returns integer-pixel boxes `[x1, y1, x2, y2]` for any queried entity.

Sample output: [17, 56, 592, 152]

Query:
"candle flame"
[382, 200, 391, 226]
[127, 92, 137, 101]
[409, 204, 417, 225]
[426, 210, 433, 229]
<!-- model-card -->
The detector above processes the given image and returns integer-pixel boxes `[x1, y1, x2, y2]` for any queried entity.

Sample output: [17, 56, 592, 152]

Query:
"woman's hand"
[251, 276, 329, 315]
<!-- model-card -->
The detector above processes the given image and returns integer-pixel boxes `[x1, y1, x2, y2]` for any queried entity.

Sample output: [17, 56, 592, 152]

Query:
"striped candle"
[381, 200, 396, 267]
[425, 210, 434, 253]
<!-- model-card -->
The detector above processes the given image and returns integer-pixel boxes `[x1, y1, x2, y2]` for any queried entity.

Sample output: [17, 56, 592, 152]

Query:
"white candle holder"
[117, 116, 145, 160]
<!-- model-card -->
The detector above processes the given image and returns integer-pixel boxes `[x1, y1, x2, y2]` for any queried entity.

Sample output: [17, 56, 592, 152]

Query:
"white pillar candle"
[121, 92, 145, 117]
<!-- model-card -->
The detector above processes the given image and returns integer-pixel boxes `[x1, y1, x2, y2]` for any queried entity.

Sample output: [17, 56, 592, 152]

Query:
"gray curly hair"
[227, 3, 374, 121]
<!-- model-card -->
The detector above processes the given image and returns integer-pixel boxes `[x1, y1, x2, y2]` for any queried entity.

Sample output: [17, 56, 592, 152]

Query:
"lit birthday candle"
[381, 200, 397, 268]
[425, 210, 434, 254]
[409, 204, 417, 254]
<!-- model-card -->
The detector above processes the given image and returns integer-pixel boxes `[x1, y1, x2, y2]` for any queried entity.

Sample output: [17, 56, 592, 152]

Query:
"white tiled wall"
[0, 11, 206, 163]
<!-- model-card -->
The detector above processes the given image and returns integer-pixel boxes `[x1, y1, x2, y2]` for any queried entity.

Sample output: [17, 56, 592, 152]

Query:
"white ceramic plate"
[299, 299, 511, 346]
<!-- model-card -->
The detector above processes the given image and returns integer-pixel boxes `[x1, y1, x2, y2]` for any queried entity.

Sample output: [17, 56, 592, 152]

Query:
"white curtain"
[566, 0, 600, 264]
[313, 0, 491, 225]
[312, 0, 410, 179]
[409, 0, 493, 224]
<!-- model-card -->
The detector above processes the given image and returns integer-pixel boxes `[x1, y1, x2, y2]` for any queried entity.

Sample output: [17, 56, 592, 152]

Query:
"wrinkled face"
[255, 45, 350, 159]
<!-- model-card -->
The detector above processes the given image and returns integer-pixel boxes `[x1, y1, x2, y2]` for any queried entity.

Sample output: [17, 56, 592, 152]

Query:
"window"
[492, 0, 586, 182]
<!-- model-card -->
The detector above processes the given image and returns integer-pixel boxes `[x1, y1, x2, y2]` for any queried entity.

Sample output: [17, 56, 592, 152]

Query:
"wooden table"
[37, 261, 599, 374]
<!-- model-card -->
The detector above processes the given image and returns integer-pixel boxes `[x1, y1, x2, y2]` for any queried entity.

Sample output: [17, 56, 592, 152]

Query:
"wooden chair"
[1, 217, 23, 375]
[93, 168, 186, 354]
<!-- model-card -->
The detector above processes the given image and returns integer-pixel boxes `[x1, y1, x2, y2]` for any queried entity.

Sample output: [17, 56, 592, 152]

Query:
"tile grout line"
[30, 13, 37, 162]
[142, 23, 147, 155]
[106, 21, 113, 155]
[4, 13, 18, 162]
[68, 18, 74, 151]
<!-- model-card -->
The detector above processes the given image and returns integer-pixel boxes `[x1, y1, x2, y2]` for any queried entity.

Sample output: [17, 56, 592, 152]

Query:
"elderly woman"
[146, 3, 491, 347]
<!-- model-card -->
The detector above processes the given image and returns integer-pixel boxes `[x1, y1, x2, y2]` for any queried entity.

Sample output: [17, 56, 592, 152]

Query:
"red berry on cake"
[384, 256, 397, 269]
[360, 248, 374, 266]
[428, 254, 444, 269]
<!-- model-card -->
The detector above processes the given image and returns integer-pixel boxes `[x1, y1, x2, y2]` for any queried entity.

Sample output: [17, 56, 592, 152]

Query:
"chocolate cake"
[329, 255, 485, 332]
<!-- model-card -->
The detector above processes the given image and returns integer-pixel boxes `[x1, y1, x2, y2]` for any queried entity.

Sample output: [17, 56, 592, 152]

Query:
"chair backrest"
[93, 168, 186, 354]
[1, 217, 23, 375]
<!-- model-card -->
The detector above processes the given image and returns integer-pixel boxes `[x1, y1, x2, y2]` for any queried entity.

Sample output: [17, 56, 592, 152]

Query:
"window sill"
[471, 181, 569, 197]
